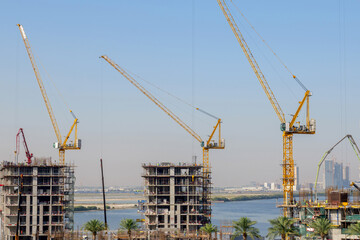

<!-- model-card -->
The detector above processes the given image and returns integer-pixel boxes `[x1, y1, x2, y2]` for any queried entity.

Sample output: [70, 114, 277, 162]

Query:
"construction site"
[142, 162, 211, 232]
[0, 159, 75, 240]
[1, 0, 360, 240]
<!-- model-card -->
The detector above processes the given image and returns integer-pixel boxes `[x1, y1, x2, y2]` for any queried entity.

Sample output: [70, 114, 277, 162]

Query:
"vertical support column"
[26, 195, 31, 235]
[49, 167, 53, 235]
[169, 167, 175, 229]
[186, 177, 189, 232]
[32, 167, 38, 236]
[39, 205, 43, 234]
[283, 133, 294, 217]
[176, 204, 181, 230]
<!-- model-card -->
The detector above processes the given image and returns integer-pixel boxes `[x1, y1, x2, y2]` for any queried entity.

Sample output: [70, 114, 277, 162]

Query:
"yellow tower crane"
[217, 0, 315, 216]
[18, 24, 81, 165]
[101, 55, 224, 222]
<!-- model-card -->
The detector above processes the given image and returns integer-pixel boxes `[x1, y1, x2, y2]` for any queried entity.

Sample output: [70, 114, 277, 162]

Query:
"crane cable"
[229, 0, 308, 92]
[32, 49, 75, 119]
[122, 66, 220, 120]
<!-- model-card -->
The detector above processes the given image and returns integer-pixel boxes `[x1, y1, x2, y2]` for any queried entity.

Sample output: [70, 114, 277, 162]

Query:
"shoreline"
[74, 203, 137, 212]
[74, 192, 326, 212]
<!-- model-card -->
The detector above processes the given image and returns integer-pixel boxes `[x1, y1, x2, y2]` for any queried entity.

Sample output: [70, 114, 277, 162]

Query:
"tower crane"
[17, 24, 81, 165]
[100, 55, 224, 222]
[217, 0, 315, 216]
[15, 128, 33, 165]
[314, 134, 360, 199]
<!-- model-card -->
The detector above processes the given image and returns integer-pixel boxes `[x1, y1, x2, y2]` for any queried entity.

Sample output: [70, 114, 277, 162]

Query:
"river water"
[74, 198, 281, 236]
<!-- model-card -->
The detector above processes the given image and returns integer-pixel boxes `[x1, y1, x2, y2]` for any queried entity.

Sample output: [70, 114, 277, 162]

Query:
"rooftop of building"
[1, 158, 74, 169]
[142, 162, 203, 168]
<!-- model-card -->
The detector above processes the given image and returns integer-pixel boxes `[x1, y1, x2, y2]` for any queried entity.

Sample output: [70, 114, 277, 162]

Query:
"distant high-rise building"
[294, 166, 300, 191]
[334, 162, 343, 188]
[324, 160, 349, 190]
[325, 160, 334, 189]
[343, 165, 350, 187]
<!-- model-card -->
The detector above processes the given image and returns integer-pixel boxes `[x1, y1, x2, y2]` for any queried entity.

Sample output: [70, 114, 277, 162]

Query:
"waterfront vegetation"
[120, 218, 138, 239]
[346, 222, 360, 237]
[267, 216, 299, 240]
[200, 223, 218, 240]
[212, 192, 325, 202]
[212, 193, 283, 202]
[75, 206, 99, 211]
[82, 219, 106, 240]
[75, 205, 111, 212]
[232, 217, 261, 240]
[309, 218, 332, 240]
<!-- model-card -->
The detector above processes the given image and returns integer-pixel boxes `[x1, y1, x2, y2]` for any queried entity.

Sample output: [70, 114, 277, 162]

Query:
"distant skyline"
[1, 0, 360, 187]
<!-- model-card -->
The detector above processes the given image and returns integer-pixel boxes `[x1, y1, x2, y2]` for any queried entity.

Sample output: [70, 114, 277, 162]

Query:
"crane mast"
[18, 24, 81, 165]
[217, 0, 315, 216]
[101, 55, 224, 223]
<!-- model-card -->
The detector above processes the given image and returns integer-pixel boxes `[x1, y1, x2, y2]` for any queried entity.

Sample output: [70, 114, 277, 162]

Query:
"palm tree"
[120, 218, 138, 239]
[309, 218, 332, 240]
[232, 217, 261, 240]
[346, 222, 360, 238]
[83, 219, 105, 240]
[200, 223, 218, 240]
[267, 216, 298, 240]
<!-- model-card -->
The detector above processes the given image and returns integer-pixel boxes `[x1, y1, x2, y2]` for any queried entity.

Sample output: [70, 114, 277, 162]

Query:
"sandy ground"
[74, 192, 143, 210]
[74, 203, 137, 210]
[74, 192, 280, 210]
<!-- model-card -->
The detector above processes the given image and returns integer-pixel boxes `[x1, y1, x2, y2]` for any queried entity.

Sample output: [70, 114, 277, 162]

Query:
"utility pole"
[100, 159, 108, 229]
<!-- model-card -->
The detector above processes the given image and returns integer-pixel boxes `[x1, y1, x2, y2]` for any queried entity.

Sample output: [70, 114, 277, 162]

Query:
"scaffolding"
[64, 165, 75, 231]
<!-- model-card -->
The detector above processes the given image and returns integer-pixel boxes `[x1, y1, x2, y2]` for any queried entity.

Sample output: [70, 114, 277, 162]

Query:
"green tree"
[267, 216, 298, 240]
[309, 218, 332, 240]
[346, 222, 360, 238]
[120, 219, 138, 239]
[232, 217, 261, 240]
[82, 219, 105, 240]
[200, 223, 218, 240]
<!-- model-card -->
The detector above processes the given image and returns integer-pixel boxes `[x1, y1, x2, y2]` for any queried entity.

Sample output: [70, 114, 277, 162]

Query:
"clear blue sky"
[1, 0, 360, 187]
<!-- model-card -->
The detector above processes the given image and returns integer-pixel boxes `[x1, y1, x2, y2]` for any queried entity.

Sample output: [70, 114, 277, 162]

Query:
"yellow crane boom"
[217, 0, 315, 217]
[217, 0, 285, 124]
[18, 24, 81, 165]
[18, 24, 62, 143]
[101, 55, 202, 143]
[100, 55, 224, 173]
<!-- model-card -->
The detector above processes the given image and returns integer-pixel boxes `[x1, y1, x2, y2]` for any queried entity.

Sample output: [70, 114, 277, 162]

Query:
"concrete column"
[164, 212, 168, 229]
[32, 167, 38, 236]
[176, 204, 181, 230]
[39, 205, 43, 233]
[26, 195, 31, 235]
[169, 167, 175, 229]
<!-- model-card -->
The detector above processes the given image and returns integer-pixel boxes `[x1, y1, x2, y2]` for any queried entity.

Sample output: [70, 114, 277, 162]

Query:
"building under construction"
[0, 158, 75, 240]
[278, 188, 360, 240]
[141, 162, 211, 233]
